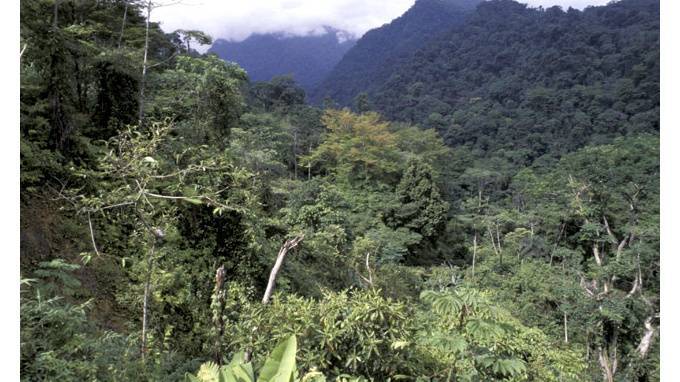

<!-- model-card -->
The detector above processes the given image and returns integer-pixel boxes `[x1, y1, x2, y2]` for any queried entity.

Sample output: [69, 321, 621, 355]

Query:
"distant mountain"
[311, 0, 481, 105]
[368, 0, 659, 157]
[209, 27, 356, 93]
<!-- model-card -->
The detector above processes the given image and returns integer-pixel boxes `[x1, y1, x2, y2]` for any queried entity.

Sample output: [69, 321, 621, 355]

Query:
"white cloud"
[150, 0, 612, 44]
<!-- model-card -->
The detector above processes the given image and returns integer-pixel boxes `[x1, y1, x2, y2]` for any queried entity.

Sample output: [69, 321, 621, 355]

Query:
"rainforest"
[19, 0, 659, 381]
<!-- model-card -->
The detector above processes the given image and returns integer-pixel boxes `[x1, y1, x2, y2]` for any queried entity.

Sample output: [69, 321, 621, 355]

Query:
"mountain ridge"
[311, 0, 482, 105]
[209, 27, 356, 92]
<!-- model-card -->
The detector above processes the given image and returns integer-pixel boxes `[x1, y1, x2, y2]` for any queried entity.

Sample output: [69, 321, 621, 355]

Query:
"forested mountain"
[369, 0, 660, 160]
[209, 28, 355, 92]
[311, 0, 481, 105]
[19, 0, 659, 381]
[319, 0, 659, 163]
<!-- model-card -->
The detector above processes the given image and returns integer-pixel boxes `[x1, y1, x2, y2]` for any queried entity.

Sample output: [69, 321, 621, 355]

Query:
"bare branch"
[636, 316, 656, 358]
[101, 201, 136, 210]
[262, 235, 304, 304]
[603, 216, 618, 244]
[593, 243, 603, 267]
[625, 275, 640, 298]
[145, 192, 194, 200]
[147, 52, 179, 69]
[87, 211, 102, 257]
[580, 275, 596, 297]
[359, 252, 374, 288]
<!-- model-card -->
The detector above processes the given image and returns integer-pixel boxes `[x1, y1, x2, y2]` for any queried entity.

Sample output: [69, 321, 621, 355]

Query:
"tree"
[148, 54, 247, 142]
[353, 92, 371, 113]
[66, 121, 257, 356]
[386, 158, 449, 264]
[304, 109, 400, 183]
[249, 76, 306, 112]
[175, 29, 213, 53]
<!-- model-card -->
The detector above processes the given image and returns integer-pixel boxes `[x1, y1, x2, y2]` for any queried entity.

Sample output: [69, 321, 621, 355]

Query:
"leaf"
[492, 358, 526, 377]
[232, 364, 255, 382]
[184, 197, 203, 205]
[257, 336, 297, 382]
[218, 368, 237, 382]
[228, 351, 247, 367]
[79, 252, 93, 265]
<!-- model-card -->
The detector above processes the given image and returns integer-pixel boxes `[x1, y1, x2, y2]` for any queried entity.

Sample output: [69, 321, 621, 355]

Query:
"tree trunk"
[636, 316, 656, 358]
[487, 225, 498, 255]
[472, 231, 477, 279]
[597, 328, 618, 382]
[138, 1, 151, 124]
[307, 143, 312, 180]
[141, 240, 156, 358]
[496, 223, 502, 252]
[598, 347, 615, 382]
[212, 265, 226, 364]
[53, 0, 59, 29]
[262, 235, 304, 304]
[550, 222, 565, 265]
[563, 311, 569, 344]
[292, 131, 298, 179]
[477, 185, 482, 209]
[118, 0, 128, 48]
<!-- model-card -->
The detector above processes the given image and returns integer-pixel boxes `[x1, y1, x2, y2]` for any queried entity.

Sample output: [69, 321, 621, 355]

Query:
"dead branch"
[593, 243, 603, 267]
[580, 275, 596, 297]
[603, 216, 618, 244]
[636, 316, 656, 358]
[358, 252, 374, 288]
[626, 276, 640, 298]
[87, 211, 102, 257]
[262, 235, 304, 304]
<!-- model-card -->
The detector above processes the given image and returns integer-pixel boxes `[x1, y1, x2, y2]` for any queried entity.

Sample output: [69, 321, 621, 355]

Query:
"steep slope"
[209, 27, 356, 92]
[311, 0, 481, 105]
[368, 0, 659, 159]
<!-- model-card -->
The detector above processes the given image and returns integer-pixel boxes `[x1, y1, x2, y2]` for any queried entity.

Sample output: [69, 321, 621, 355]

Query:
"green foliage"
[418, 288, 586, 381]
[305, 109, 401, 183]
[223, 289, 417, 379]
[367, 0, 659, 162]
[313, 0, 480, 105]
[249, 76, 307, 112]
[148, 54, 247, 142]
[386, 158, 449, 264]
[186, 336, 297, 382]
[19, 0, 659, 380]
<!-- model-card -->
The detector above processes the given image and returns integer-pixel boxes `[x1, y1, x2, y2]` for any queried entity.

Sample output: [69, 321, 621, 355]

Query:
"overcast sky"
[151, 0, 613, 45]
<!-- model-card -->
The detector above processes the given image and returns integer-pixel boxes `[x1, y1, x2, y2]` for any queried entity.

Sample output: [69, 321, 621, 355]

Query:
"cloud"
[150, 0, 612, 44]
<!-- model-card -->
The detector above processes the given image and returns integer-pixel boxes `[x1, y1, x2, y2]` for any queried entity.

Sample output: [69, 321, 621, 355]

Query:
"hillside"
[19, 0, 660, 381]
[367, 0, 659, 160]
[311, 0, 481, 105]
[209, 27, 355, 92]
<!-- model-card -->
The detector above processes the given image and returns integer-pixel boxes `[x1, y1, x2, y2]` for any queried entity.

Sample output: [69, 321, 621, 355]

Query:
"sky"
[151, 0, 613, 46]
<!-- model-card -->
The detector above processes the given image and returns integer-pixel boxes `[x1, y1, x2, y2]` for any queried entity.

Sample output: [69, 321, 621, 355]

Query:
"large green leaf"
[257, 336, 297, 382]
[233, 364, 255, 382]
